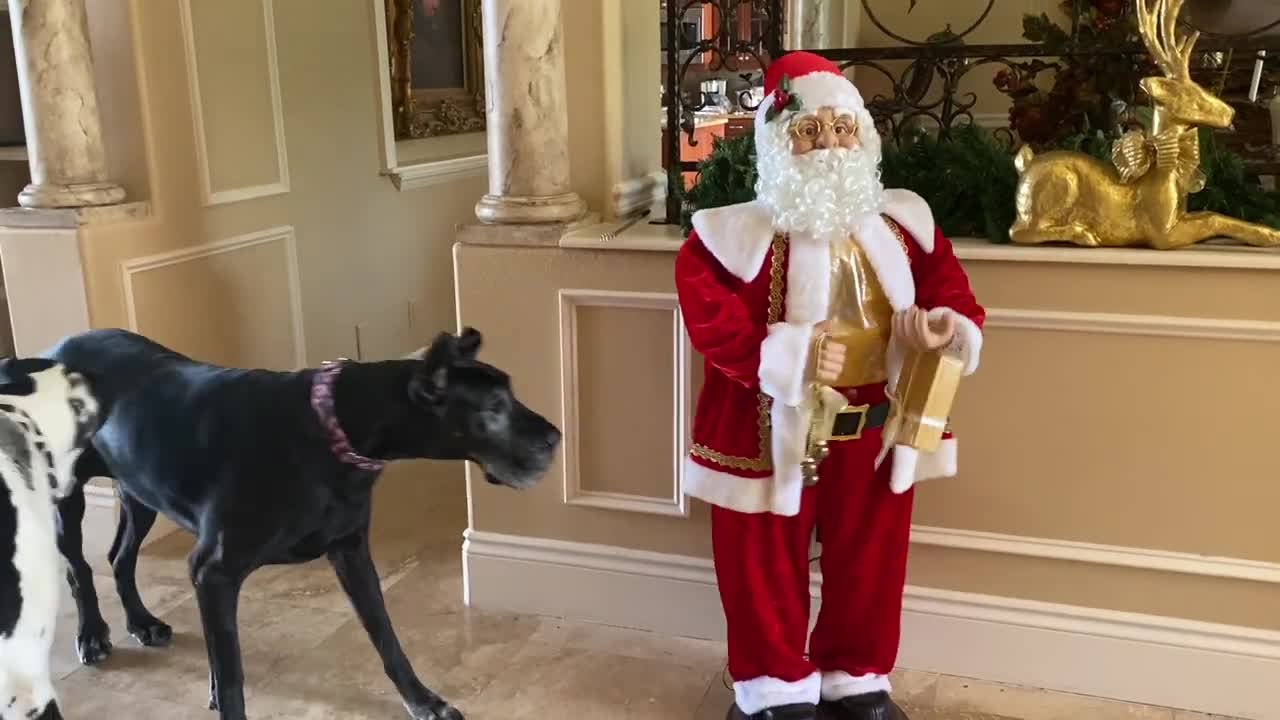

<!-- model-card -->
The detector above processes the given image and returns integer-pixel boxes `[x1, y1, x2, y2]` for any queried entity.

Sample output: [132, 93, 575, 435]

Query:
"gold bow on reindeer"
[1111, 126, 1206, 192]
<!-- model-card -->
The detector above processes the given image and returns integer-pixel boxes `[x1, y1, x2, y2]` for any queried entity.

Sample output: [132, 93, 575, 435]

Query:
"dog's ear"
[456, 327, 482, 361]
[408, 332, 453, 406]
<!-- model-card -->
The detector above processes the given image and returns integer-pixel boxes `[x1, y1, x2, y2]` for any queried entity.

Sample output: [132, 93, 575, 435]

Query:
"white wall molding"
[611, 170, 666, 219]
[971, 112, 1009, 128]
[390, 155, 487, 191]
[558, 289, 692, 517]
[179, 0, 291, 206]
[983, 307, 1280, 343]
[83, 481, 116, 511]
[954, 238, 1280, 270]
[463, 529, 1280, 719]
[556, 223, 1280, 271]
[120, 226, 307, 368]
[911, 525, 1280, 585]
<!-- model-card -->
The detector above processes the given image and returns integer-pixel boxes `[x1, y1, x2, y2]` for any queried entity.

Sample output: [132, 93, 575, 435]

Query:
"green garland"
[678, 126, 1280, 243]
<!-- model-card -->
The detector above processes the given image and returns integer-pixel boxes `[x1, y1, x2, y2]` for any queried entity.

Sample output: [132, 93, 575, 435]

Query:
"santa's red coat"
[675, 189, 986, 516]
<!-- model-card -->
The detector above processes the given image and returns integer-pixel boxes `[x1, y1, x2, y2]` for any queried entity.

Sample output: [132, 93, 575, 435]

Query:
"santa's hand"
[810, 322, 846, 385]
[893, 306, 955, 352]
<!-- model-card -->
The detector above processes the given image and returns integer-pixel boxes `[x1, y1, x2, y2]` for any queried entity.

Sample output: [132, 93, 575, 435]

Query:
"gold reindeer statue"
[1009, 0, 1280, 250]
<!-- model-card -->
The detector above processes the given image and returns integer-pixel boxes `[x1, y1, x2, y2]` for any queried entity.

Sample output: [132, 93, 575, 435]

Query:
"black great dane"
[45, 328, 560, 720]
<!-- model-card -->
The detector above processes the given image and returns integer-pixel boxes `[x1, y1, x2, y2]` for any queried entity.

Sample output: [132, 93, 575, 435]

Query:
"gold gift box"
[888, 349, 965, 452]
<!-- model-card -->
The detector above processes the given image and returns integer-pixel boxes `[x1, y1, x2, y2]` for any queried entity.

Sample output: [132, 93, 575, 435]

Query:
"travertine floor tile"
[527, 616, 729, 671]
[45, 476, 1236, 720]
[934, 676, 1175, 720]
[258, 604, 546, 710]
[50, 571, 193, 680]
[64, 591, 350, 711]
[461, 641, 720, 719]
[56, 681, 197, 718]
[892, 668, 942, 708]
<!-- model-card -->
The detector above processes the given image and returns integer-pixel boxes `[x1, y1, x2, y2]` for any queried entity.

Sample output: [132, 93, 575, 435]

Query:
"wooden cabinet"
[662, 119, 728, 189]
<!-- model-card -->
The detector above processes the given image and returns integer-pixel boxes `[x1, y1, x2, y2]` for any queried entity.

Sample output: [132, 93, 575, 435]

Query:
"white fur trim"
[781, 233, 830, 324]
[821, 671, 893, 701]
[913, 435, 958, 484]
[852, 214, 915, 312]
[759, 323, 813, 408]
[926, 307, 983, 375]
[735, 672, 822, 715]
[884, 436, 959, 495]
[690, 201, 775, 282]
[882, 188, 936, 253]
[768, 401, 806, 517]
[683, 458, 774, 515]
[889, 445, 918, 495]
[755, 71, 866, 127]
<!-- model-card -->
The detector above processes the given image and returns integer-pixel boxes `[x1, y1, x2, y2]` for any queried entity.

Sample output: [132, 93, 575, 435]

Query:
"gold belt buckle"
[830, 403, 870, 441]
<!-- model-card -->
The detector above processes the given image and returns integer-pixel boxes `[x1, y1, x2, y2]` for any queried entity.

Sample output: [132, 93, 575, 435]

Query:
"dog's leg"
[113, 492, 172, 647]
[56, 457, 112, 665]
[31, 674, 61, 720]
[329, 536, 464, 720]
[189, 534, 248, 720]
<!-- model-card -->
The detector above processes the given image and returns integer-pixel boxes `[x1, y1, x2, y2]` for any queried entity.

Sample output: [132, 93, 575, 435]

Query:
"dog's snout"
[544, 426, 562, 449]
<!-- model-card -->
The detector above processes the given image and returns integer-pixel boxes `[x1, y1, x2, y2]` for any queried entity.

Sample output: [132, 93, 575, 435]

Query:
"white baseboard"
[462, 529, 1280, 720]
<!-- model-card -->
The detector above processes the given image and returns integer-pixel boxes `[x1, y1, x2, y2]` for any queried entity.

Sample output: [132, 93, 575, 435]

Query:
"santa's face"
[788, 107, 862, 155]
[756, 104, 884, 242]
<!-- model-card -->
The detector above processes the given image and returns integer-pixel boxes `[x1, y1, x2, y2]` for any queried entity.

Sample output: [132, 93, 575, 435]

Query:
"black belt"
[830, 401, 890, 441]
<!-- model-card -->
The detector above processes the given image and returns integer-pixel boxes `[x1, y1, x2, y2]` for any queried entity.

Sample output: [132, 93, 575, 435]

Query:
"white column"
[474, 0, 585, 225]
[6, 0, 125, 208]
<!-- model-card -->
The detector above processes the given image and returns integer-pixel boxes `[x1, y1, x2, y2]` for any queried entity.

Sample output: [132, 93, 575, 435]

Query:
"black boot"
[726, 702, 820, 720]
[820, 691, 909, 720]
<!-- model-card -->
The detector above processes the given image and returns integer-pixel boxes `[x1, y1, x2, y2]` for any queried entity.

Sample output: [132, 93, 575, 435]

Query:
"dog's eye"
[69, 398, 85, 415]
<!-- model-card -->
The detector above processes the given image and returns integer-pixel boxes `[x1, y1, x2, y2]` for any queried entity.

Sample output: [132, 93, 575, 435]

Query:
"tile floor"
[47, 473, 1239, 719]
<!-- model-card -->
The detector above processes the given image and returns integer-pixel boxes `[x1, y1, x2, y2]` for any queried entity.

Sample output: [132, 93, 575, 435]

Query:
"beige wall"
[78, 0, 483, 367]
[457, 238, 1280, 633]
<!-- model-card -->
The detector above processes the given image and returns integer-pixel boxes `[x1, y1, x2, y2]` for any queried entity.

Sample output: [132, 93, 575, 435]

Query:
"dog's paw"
[128, 619, 173, 647]
[76, 625, 113, 665]
[404, 699, 464, 720]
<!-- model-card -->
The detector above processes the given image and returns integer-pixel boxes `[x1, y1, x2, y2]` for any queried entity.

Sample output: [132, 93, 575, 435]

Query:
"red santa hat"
[755, 51, 866, 127]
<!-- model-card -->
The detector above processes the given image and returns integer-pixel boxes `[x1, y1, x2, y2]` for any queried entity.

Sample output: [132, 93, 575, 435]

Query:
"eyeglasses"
[789, 115, 858, 141]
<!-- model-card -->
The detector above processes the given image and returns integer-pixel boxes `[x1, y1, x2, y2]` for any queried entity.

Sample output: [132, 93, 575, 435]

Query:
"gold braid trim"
[690, 234, 787, 471]
[882, 214, 913, 264]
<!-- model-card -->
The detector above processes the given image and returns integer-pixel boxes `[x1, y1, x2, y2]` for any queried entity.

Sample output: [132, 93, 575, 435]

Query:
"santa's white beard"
[755, 119, 885, 242]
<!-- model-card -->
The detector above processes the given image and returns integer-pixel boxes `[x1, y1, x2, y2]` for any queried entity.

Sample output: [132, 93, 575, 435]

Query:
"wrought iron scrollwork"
[663, 0, 784, 224]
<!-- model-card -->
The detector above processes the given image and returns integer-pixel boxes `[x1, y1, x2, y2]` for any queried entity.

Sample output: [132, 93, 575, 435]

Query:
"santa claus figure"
[675, 52, 985, 720]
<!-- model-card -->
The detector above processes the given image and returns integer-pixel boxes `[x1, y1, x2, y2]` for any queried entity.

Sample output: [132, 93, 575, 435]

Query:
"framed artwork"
[385, 0, 486, 139]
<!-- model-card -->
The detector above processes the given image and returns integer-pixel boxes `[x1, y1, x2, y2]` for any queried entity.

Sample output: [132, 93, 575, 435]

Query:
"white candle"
[1249, 51, 1266, 103]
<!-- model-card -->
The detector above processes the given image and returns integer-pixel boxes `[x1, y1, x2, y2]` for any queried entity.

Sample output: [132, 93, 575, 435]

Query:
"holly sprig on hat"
[765, 74, 803, 123]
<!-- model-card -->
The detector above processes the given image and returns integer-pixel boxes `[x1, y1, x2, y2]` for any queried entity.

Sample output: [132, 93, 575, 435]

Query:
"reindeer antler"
[1136, 0, 1199, 80]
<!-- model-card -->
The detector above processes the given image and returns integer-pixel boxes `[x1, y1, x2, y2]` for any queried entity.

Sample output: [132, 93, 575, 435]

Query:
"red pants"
[711, 421, 914, 711]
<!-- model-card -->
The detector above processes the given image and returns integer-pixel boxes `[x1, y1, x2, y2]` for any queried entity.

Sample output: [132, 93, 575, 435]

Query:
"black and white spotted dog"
[0, 359, 100, 720]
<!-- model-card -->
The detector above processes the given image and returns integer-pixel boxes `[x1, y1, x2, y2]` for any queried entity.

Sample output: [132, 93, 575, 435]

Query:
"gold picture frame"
[385, 0, 486, 139]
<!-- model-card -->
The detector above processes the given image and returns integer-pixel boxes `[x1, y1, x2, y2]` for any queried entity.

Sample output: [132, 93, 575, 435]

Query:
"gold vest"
[826, 235, 893, 387]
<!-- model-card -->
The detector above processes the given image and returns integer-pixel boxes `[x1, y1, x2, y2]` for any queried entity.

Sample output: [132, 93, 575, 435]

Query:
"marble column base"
[19, 180, 127, 209]
[475, 192, 587, 225]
